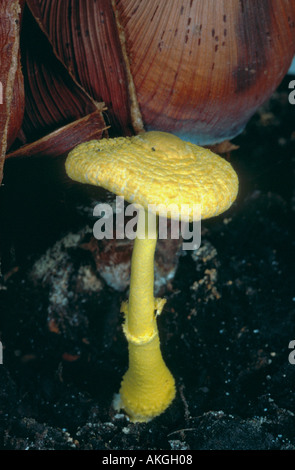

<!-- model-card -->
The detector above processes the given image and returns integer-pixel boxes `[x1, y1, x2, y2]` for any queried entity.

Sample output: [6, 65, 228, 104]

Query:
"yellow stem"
[116, 208, 176, 422]
[127, 208, 157, 338]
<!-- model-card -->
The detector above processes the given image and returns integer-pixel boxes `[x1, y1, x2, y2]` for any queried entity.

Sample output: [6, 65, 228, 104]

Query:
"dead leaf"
[26, 0, 136, 136]
[0, 0, 24, 183]
[6, 109, 108, 160]
[18, 6, 103, 146]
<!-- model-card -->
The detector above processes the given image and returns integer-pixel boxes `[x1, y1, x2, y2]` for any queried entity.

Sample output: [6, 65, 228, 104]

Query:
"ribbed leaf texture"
[0, 0, 24, 183]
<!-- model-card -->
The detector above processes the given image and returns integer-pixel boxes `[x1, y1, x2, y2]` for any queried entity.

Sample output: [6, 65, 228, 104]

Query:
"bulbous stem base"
[117, 334, 176, 422]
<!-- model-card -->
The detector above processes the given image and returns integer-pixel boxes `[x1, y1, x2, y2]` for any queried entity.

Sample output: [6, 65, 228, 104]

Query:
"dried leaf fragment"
[27, 0, 135, 136]
[18, 6, 103, 146]
[0, 0, 24, 183]
[6, 110, 108, 160]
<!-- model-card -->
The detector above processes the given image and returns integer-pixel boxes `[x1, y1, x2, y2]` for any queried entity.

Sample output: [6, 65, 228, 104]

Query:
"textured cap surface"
[65, 131, 238, 220]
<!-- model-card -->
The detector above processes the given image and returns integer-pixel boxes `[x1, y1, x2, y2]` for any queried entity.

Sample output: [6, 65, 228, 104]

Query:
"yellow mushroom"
[65, 131, 238, 422]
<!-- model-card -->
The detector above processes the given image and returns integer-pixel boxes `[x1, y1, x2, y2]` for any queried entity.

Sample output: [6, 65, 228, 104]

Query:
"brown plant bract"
[0, 0, 24, 183]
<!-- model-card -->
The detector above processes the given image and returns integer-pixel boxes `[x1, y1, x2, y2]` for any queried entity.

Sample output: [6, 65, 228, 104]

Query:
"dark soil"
[0, 76, 294, 451]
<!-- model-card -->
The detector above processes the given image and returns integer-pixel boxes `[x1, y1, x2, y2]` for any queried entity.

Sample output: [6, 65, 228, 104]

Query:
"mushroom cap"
[65, 131, 238, 221]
